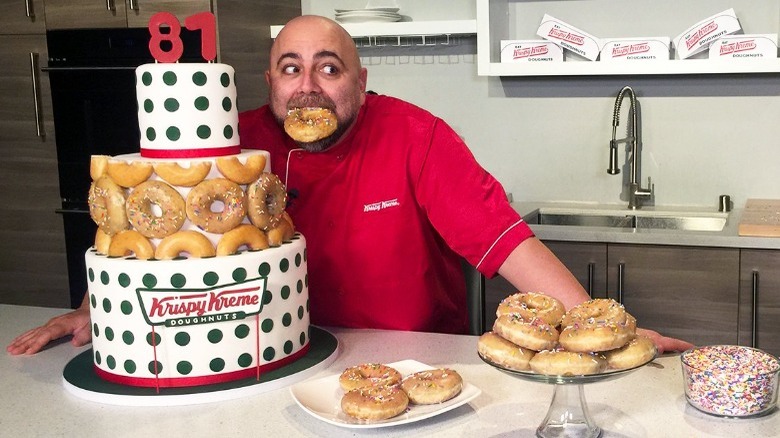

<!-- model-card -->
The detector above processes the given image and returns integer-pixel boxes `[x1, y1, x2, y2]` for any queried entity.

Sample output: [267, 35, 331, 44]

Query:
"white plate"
[336, 16, 402, 23]
[289, 359, 481, 428]
[335, 7, 400, 13]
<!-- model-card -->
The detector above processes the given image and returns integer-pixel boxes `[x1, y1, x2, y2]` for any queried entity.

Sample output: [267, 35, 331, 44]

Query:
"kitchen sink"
[523, 207, 729, 232]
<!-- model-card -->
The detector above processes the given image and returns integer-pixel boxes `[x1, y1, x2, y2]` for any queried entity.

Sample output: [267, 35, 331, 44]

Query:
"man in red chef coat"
[8, 15, 692, 355]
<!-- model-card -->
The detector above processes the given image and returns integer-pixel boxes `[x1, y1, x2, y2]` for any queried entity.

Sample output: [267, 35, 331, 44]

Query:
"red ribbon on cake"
[140, 145, 241, 159]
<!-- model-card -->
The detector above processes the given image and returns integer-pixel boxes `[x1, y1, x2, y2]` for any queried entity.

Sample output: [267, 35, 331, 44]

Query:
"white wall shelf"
[476, 0, 780, 77]
[271, 19, 476, 39]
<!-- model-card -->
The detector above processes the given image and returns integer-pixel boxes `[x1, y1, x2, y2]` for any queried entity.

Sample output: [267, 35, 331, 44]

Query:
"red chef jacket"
[238, 94, 533, 334]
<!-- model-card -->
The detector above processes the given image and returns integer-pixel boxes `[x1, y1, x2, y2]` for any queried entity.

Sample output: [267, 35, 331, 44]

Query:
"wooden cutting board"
[738, 199, 780, 237]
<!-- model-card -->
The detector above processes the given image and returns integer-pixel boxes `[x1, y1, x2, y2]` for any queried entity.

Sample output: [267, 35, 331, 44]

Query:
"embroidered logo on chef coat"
[363, 198, 400, 212]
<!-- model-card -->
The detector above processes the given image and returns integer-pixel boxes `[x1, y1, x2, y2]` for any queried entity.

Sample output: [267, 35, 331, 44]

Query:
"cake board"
[63, 326, 338, 406]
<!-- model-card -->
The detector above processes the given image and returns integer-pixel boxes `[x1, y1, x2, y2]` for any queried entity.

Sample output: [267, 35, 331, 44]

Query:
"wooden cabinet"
[537, 241, 740, 346]
[44, 0, 211, 29]
[545, 241, 607, 299]
[739, 250, 780, 357]
[216, 0, 301, 112]
[0, 34, 69, 308]
[0, 0, 46, 34]
[607, 244, 740, 347]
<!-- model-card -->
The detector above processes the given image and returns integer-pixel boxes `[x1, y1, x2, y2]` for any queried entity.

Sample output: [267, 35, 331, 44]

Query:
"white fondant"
[85, 235, 309, 386]
[136, 63, 240, 155]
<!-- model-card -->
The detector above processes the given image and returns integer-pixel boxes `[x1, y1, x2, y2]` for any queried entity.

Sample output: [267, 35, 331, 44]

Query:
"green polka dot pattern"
[135, 63, 240, 153]
[84, 236, 309, 386]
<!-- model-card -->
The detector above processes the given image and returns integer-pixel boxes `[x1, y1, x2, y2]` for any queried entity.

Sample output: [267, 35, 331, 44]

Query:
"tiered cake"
[84, 62, 309, 388]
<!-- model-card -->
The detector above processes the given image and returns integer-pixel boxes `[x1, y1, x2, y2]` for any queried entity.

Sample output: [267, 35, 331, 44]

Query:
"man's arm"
[496, 237, 694, 354]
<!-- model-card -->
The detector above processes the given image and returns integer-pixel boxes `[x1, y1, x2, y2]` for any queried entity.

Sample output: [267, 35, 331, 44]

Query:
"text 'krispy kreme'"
[685, 21, 719, 50]
[612, 43, 650, 57]
[548, 28, 585, 45]
[720, 40, 757, 55]
[514, 45, 549, 59]
[137, 278, 266, 326]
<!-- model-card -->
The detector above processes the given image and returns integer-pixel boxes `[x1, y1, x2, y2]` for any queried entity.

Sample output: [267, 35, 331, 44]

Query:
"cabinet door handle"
[29, 52, 45, 138]
[106, 0, 115, 12]
[616, 263, 625, 304]
[129, 0, 138, 11]
[751, 270, 759, 348]
[586, 262, 594, 298]
[25, 0, 35, 18]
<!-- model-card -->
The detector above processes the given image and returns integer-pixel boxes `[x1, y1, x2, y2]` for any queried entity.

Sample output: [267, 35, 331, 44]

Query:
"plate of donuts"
[289, 359, 481, 428]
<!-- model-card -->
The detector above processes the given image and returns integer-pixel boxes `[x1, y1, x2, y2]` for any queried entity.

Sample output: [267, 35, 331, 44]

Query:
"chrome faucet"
[607, 85, 653, 210]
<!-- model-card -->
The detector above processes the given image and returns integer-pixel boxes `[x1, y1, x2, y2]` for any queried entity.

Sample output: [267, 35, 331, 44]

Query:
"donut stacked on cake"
[84, 62, 309, 388]
[478, 293, 656, 376]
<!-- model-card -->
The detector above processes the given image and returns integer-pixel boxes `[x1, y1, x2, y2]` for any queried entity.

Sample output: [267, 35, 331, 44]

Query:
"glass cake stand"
[479, 353, 655, 438]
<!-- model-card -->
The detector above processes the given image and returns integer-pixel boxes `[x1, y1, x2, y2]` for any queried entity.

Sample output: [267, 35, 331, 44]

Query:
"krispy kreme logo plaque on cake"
[137, 277, 266, 327]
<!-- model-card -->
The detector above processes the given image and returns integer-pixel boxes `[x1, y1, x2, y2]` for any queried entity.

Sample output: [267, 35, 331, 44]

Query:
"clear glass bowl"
[681, 345, 780, 417]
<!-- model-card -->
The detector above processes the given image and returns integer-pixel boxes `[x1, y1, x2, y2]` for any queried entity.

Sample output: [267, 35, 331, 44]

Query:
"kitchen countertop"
[3, 304, 779, 437]
[513, 201, 780, 250]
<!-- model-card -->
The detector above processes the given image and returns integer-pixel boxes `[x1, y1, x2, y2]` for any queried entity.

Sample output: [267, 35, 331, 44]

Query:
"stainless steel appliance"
[46, 28, 202, 307]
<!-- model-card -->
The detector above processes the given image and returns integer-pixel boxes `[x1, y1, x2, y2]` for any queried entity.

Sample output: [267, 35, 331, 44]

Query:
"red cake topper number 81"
[149, 11, 217, 63]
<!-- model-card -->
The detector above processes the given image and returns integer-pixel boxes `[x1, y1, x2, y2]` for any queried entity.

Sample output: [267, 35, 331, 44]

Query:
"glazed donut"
[604, 336, 656, 370]
[216, 154, 266, 184]
[154, 230, 215, 260]
[339, 363, 403, 392]
[529, 349, 607, 376]
[559, 299, 636, 353]
[216, 224, 270, 256]
[88, 176, 128, 236]
[496, 292, 566, 327]
[477, 332, 535, 371]
[90, 155, 109, 180]
[94, 228, 112, 255]
[125, 180, 186, 238]
[284, 107, 338, 143]
[247, 173, 287, 231]
[107, 230, 154, 260]
[106, 160, 153, 188]
[186, 178, 247, 234]
[341, 385, 409, 420]
[153, 161, 212, 187]
[267, 212, 295, 247]
[493, 313, 559, 351]
[400, 368, 463, 404]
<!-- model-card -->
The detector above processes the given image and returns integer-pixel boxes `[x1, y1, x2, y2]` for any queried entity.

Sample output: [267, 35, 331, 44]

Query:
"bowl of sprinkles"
[681, 345, 779, 417]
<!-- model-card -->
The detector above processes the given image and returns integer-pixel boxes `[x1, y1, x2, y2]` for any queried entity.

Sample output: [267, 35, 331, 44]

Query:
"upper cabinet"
[0, 0, 46, 34]
[44, 0, 212, 29]
[476, 0, 780, 76]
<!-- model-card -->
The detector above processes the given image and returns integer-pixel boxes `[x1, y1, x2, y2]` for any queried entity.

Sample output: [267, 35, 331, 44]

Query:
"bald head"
[271, 16, 361, 73]
[266, 15, 368, 151]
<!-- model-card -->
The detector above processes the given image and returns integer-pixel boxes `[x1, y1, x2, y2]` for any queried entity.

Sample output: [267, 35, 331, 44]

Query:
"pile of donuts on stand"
[478, 293, 657, 375]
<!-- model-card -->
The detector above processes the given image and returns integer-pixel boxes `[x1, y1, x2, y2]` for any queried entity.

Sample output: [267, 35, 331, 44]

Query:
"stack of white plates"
[335, 7, 401, 24]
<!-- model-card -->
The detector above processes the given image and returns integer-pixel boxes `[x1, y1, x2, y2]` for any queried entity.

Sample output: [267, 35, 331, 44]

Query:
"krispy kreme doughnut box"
[600, 37, 671, 62]
[536, 14, 600, 61]
[673, 8, 742, 59]
[709, 34, 779, 60]
[500, 40, 564, 63]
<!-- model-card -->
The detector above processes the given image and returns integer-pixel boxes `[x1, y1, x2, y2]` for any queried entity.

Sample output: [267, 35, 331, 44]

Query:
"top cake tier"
[136, 63, 240, 159]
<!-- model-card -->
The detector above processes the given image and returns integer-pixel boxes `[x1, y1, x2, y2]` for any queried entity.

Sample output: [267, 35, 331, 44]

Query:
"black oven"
[46, 28, 202, 307]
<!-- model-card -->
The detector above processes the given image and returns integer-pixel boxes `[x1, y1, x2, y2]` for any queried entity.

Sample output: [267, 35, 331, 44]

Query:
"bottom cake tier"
[84, 234, 309, 388]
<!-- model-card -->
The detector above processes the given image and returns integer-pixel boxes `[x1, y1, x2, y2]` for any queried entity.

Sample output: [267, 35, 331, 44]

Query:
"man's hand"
[6, 307, 91, 355]
[637, 327, 694, 354]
